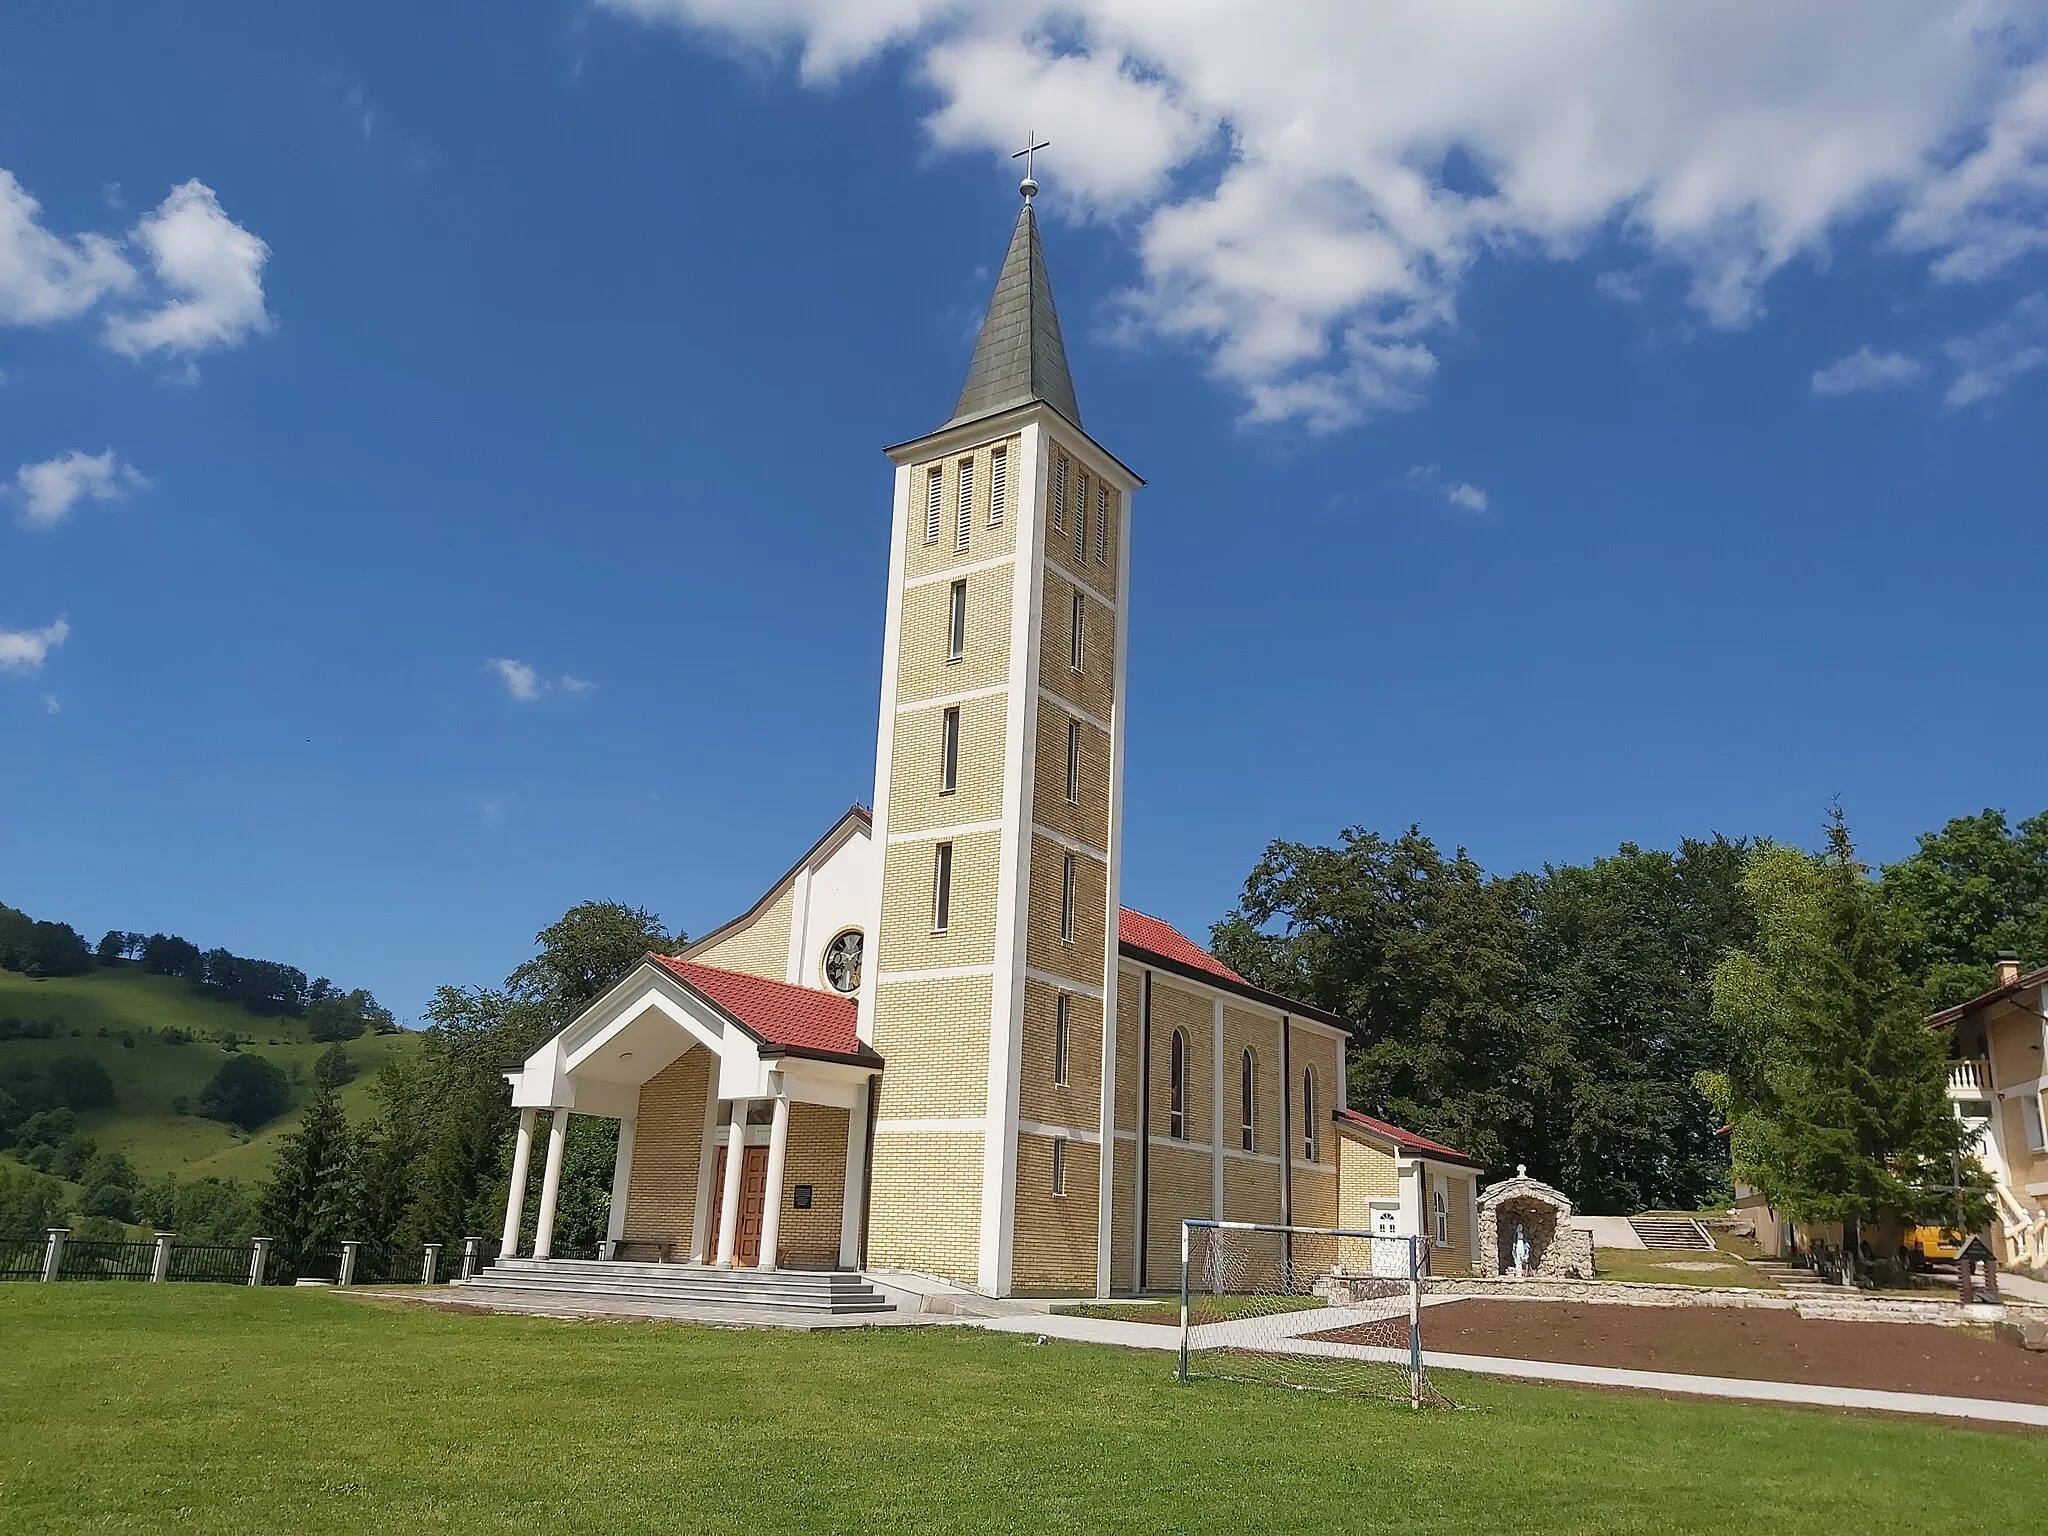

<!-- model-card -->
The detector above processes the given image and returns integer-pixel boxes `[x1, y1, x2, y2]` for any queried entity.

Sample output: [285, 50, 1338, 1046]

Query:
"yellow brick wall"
[1011, 1133, 1099, 1293]
[905, 439, 1020, 583]
[1148, 981, 1213, 1146]
[1032, 697, 1110, 852]
[623, 1047, 711, 1254]
[1024, 834, 1107, 988]
[1429, 1169, 1473, 1277]
[1041, 440, 1120, 600]
[1289, 1023, 1345, 1164]
[687, 884, 794, 982]
[877, 826, 1003, 972]
[1335, 1130, 1399, 1271]
[1144, 1141, 1213, 1288]
[889, 691, 1009, 837]
[866, 1129, 983, 1283]
[1018, 976, 1101, 1130]
[1221, 1007, 1282, 1156]
[1115, 970, 1140, 1132]
[897, 564, 1012, 705]
[1112, 1138, 1135, 1291]
[775, 1104, 850, 1270]
[869, 974, 992, 1118]
[1036, 566, 1116, 725]
[1292, 1165, 1340, 1273]
[1222, 1153, 1282, 1225]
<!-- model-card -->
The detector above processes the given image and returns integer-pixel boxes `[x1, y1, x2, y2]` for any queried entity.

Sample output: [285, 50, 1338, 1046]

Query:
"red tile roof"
[1117, 907, 1245, 983]
[649, 955, 871, 1062]
[1334, 1107, 1477, 1166]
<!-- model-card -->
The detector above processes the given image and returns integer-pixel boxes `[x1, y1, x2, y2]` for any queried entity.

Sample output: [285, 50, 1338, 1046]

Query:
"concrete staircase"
[1746, 1259, 1838, 1297]
[1627, 1215, 1716, 1251]
[457, 1258, 894, 1316]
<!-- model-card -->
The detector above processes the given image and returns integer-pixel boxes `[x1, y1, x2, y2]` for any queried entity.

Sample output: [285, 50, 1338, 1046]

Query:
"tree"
[0, 1159, 65, 1239]
[508, 901, 677, 1027]
[314, 1043, 356, 1089]
[46, 1054, 116, 1111]
[197, 1054, 290, 1130]
[1711, 811, 1987, 1261]
[137, 1173, 256, 1243]
[1881, 807, 2048, 1006]
[305, 988, 392, 1043]
[140, 932, 203, 978]
[95, 930, 127, 966]
[258, 1089, 354, 1255]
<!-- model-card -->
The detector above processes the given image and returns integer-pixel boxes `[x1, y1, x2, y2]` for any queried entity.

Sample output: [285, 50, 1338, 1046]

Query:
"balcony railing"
[1948, 1058, 1990, 1094]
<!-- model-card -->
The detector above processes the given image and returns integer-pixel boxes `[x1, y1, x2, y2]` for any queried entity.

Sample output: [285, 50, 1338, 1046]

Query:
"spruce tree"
[257, 1088, 355, 1262]
[1712, 811, 1987, 1266]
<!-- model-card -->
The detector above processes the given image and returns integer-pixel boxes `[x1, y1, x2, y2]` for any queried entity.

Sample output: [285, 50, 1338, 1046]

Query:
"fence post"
[1177, 1221, 1192, 1384]
[338, 1241, 360, 1287]
[248, 1237, 272, 1287]
[421, 1243, 442, 1287]
[151, 1231, 175, 1283]
[460, 1236, 482, 1282]
[1408, 1236, 1423, 1412]
[41, 1227, 68, 1283]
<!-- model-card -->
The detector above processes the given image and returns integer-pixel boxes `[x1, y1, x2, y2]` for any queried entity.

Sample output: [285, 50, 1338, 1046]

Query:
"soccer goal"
[1176, 1219, 1447, 1408]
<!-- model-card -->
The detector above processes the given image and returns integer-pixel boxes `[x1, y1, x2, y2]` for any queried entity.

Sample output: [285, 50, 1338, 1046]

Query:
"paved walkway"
[976, 1310, 2048, 1428]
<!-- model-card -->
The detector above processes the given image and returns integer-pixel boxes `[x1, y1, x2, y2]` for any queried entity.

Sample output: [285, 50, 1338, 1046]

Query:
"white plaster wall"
[791, 823, 879, 991]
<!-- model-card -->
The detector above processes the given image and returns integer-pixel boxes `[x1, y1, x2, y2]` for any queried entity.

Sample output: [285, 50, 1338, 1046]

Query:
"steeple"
[944, 198, 1082, 431]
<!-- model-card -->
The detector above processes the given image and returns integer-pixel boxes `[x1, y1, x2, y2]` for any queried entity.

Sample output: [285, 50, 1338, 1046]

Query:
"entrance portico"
[500, 955, 881, 1273]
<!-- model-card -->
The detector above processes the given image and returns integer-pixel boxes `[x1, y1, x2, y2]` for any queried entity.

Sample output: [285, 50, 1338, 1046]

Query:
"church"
[498, 177, 1484, 1298]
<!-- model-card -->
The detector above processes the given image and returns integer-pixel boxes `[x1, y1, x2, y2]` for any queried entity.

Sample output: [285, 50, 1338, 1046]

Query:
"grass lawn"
[1593, 1247, 1775, 1289]
[1057, 1294, 1328, 1325]
[3, 1287, 2044, 1532]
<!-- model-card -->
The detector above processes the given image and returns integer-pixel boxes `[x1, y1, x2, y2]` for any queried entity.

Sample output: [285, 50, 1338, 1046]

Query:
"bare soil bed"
[1316, 1300, 2048, 1404]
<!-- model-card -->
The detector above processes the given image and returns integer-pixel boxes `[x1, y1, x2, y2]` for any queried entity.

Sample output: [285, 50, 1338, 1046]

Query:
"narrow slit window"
[989, 446, 1007, 526]
[1433, 1180, 1450, 1246]
[1060, 853, 1076, 943]
[924, 466, 943, 544]
[939, 706, 960, 794]
[1065, 718, 1081, 805]
[1095, 485, 1109, 563]
[1051, 1137, 1067, 1196]
[1069, 590, 1085, 672]
[1054, 993, 1071, 1086]
[1240, 1049, 1255, 1152]
[932, 842, 954, 933]
[1074, 471, 1089, 560]
[1301, 1066, 1318, 1161]
[947, 579, 966, 661]
[955, 457, 974, 552]
[1052, 453, 1067, 533]
[1169, 1030, 1188, 1140]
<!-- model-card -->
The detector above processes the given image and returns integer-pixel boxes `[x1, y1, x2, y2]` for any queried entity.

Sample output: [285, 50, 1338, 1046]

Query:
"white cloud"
[1407, 464, 1489, 512]
[599, 1, 2048, 429]
[0, 169, 135, 325]
[42, 694, 59, 714]
[13, 448, 149, 527]
[487, 657, 545, 701]
[1944, 292, 2048, 406]
[1810, 346, 1923, 396]
[558, 675, 596, 694]
[0, 618, 69, 673]
[102, 181, 272, 359]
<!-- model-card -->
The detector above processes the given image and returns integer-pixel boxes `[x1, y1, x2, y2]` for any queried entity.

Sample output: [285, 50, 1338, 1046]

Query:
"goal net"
[1177, 1220, 1449, 1408]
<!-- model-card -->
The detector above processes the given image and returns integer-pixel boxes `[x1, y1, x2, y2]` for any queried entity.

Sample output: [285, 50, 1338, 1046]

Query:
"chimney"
[1996, 949, 2022, 987]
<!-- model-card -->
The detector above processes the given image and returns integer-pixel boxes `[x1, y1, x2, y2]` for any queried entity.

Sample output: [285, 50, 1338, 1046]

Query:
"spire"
[944, 198, 1082, 431]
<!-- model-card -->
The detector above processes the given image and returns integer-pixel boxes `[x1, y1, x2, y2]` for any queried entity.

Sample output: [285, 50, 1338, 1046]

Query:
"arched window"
[1301, 1066, 1318, 1162]
[1169, 1029, 1189, 1140]
[1239, 1049, 1256, 1152]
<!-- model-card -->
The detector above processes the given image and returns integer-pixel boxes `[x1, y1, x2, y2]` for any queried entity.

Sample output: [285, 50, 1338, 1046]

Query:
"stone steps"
[1628, 1216, 1716, 1251]
[460, 1258, 894, 1315]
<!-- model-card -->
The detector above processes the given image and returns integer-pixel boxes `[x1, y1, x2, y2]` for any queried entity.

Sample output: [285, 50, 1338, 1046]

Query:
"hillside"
[0, 965, 424, 1186]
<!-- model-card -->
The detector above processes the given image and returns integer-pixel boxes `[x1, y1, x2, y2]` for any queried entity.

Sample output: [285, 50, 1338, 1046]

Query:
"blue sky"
[3, 4, 2045, 1019]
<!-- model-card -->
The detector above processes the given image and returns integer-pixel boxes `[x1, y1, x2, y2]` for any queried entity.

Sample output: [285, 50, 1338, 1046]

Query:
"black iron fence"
[58, 1240, 158, 1281]
[0, 1236, 44, 1280]
[165, 1243, 252, 1285]
[1, 1230, 499, 1286]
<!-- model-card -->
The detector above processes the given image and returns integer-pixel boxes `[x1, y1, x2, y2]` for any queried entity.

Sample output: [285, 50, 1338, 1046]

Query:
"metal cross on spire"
[1012, 131, 1051, 201]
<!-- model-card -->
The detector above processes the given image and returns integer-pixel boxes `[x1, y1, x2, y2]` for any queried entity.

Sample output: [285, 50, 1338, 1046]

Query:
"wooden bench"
[610, 1236, 676, 1263]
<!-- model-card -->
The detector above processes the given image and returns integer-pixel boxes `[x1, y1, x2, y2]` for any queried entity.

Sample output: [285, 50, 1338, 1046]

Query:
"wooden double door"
[708, 1145, 770, 1266]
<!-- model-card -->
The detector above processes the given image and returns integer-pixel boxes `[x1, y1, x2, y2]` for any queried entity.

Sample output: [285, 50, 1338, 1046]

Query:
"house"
[1930, 952, 2048, 1271]
[496, 180, 1481, 1297]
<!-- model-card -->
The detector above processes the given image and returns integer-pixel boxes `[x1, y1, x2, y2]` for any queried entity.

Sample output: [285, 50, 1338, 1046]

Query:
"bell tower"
[856, 171, 1142, 1295]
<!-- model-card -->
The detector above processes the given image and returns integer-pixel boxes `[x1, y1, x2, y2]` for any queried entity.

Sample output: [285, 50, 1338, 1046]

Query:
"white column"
[1210, 997, 1226, 1221]
[756, 1091, 792, 1271]
[606, 1118, 637, 1259]
[532, 1108, 571, 1261]
[691, 1087, 722, 1264]
[839, 1079, 871, 1270]
[713, 1102, 750, 1268]
[501, 1106, 538, 1257]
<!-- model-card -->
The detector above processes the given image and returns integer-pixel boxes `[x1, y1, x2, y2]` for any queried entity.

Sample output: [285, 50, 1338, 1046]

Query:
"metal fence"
[58, 1239, 158, 1281]
[2, 1229, 496, 1287]
[0, 1237, 44, 1280]
[165, 1243, 254, 1285]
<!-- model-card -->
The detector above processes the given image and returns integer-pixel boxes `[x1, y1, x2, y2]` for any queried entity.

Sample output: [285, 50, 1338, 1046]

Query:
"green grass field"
[0, 967, 422, 1182]
[1591, 1246, 1775, 1289]
[1, 1286, 2042, 1532]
